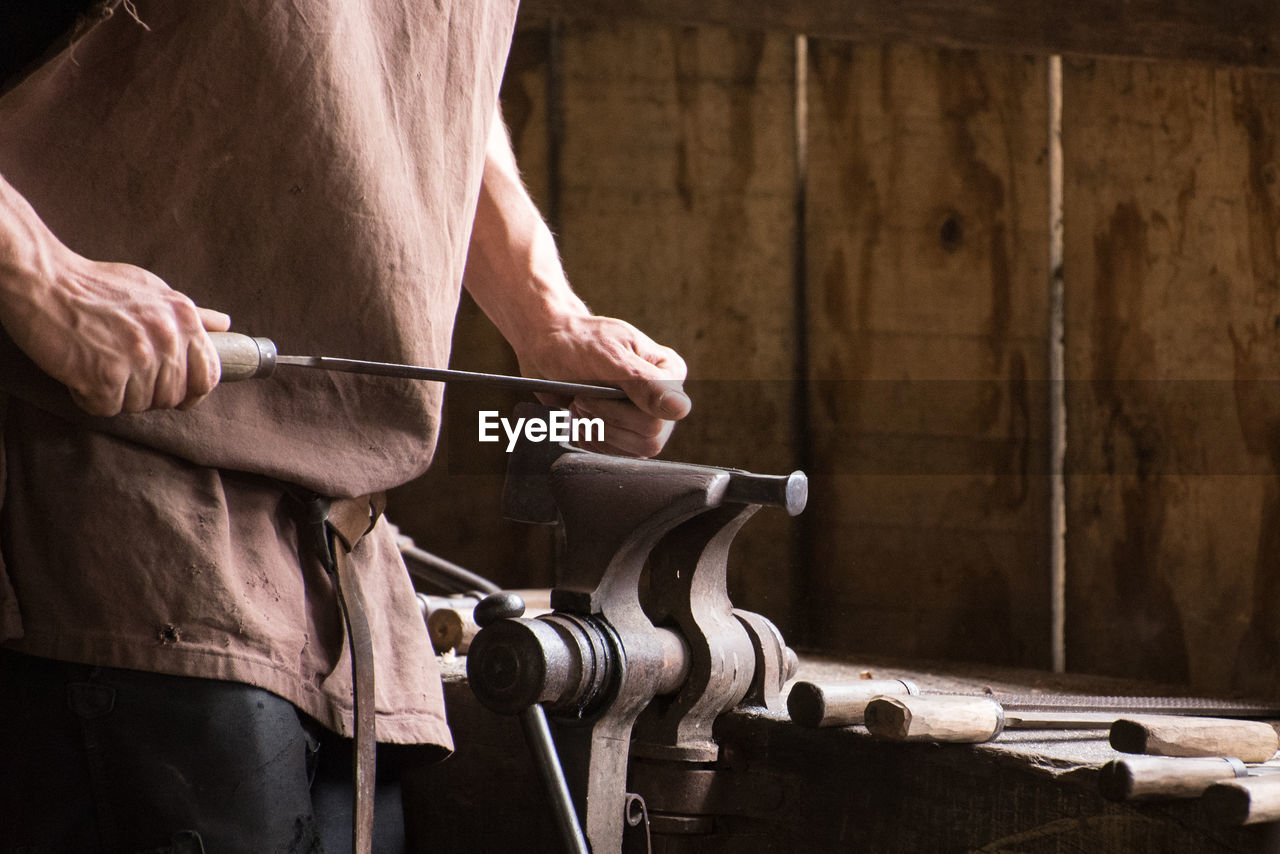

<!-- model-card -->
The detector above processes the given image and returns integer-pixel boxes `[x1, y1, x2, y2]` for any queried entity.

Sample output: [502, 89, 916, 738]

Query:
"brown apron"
[0, 0, 520, 785]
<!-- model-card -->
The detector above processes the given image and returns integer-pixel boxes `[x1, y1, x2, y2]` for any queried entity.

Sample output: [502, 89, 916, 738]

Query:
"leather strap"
[320, 493, 386, 854]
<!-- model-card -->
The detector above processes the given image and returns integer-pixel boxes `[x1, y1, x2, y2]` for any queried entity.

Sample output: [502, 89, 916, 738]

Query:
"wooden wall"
[391, 10, 1280, 696]
[1062, 60, 1280, 693]
[802, 43, 1051, 664]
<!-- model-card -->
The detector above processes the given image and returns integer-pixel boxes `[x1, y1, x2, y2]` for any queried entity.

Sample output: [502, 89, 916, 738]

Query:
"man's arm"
[0, 172, 228, 416]
[464, 107, 691, 457]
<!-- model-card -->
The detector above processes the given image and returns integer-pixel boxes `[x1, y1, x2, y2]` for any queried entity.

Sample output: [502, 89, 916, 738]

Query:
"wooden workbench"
[403, 652, 1280, 852]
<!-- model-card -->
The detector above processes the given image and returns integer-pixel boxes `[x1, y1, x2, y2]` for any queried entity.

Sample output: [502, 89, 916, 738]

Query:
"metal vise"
[467, 404, 803, 853]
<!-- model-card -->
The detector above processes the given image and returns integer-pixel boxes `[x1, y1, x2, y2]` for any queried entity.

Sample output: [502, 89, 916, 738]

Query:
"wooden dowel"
[1098, 756, 1249, 801]
[1110, 716, 1280, 764]
[428, 606, 480, 654]
[1203, 776, 1280, 825]
[864, 696, 1121, 743]
[422, 589, 554, 654]
[864, 695, 1005, 743]
[787, 679, 920, 727]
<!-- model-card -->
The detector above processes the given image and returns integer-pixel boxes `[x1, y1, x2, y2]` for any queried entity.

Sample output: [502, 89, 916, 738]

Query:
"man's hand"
[1, 172, 230, 416]
[3, 257, 230, 416]
[464, 106, 691, 458]
[517, 313, 691, 457]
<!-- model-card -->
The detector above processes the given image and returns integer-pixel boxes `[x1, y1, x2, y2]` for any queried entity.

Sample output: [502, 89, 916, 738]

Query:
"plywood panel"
[554, 21, 802, 630]
[1063, 59, 1280, 694]
[804, 41, 1052, 664]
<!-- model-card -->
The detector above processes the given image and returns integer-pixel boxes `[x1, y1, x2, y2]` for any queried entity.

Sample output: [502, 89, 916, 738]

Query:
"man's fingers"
[574, 397, 670, 439]
[615, 339, 690, 420]
[120, 370, 156, 413]
[151, 350, 188, 410]
[69, 333, 219, 415]
[176, 305, 226, 408]
[70, 387, 120, 418]
[582, 421, 676, 458]
[630, 337, 687, 377]
[570, 401, 675, 458]
[617, 377, 692, 421]
[199, 307, 232, 332]
[178, 333, 220, 410]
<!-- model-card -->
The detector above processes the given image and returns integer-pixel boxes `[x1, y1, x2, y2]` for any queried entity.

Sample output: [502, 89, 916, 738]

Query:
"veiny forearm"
[0, 172, 68, 328]
[0, 170, 229, 415]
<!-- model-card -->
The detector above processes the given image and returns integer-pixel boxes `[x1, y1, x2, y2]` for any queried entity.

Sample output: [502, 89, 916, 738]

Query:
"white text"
[478, 410, 604, 452]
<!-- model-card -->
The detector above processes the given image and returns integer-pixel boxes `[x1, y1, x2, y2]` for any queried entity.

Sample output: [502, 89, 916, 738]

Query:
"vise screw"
[467, 404, 803, 853]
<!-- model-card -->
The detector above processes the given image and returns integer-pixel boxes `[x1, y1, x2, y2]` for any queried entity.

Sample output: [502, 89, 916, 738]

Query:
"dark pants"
[0, 649, 420, 854]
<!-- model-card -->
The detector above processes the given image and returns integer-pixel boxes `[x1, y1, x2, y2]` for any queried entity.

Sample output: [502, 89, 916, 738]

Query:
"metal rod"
[788, 680, 1280, 729]
[391, 526, 501, 596]
[1005, 711, 1119, 729]
[276, 355, 628, 400]
[519, 705, 591, 854]
[978, 692, 1280, 719]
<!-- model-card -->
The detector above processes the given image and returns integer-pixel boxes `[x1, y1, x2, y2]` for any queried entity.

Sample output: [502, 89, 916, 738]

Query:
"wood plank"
[552, 22, 803, 630]
[520, 0, 1280, 72]
[804, 41, 1052, 666]
[1062, 58, 1280, 694]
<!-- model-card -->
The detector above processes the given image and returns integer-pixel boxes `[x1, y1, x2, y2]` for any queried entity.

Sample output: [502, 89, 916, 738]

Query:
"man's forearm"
[0, 173, 67, 329]
[463, 107, 589, 354]
[460, 107, 691, 457]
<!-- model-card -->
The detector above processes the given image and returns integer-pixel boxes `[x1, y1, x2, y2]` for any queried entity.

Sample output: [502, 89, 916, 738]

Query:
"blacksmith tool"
[1110, 715, 1280, 762]
[466, 405, 803, 853]
[1098, 756, 1280, 801]
[211, 331, 628, 399]
[787, 678, 921, 727]
[1203, 775, 1280, 825]
[792, 678, 1280, 731]
[864, 694, 1116, 743]
[864, 694, 1280, 761]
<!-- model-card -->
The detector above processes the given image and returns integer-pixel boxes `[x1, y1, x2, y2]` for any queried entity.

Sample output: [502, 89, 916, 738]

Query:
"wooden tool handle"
[1098, 756, 1247, 801]
[424, 590, 552, 655]
[211, 331, 277, 381]
[427, 607, 480, 654]
[787, 679, 920, 727]
[864, 694, 1004, 743]
[1110, 715, 1280, 763]
[1203, 776, 1280, 825]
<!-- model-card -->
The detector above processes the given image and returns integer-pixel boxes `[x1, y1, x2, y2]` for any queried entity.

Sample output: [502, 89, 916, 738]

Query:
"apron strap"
[297, 490, 385, 854]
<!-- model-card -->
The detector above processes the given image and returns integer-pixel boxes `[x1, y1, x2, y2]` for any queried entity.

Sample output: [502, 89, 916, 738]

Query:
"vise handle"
[472, 593, 590, 854]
